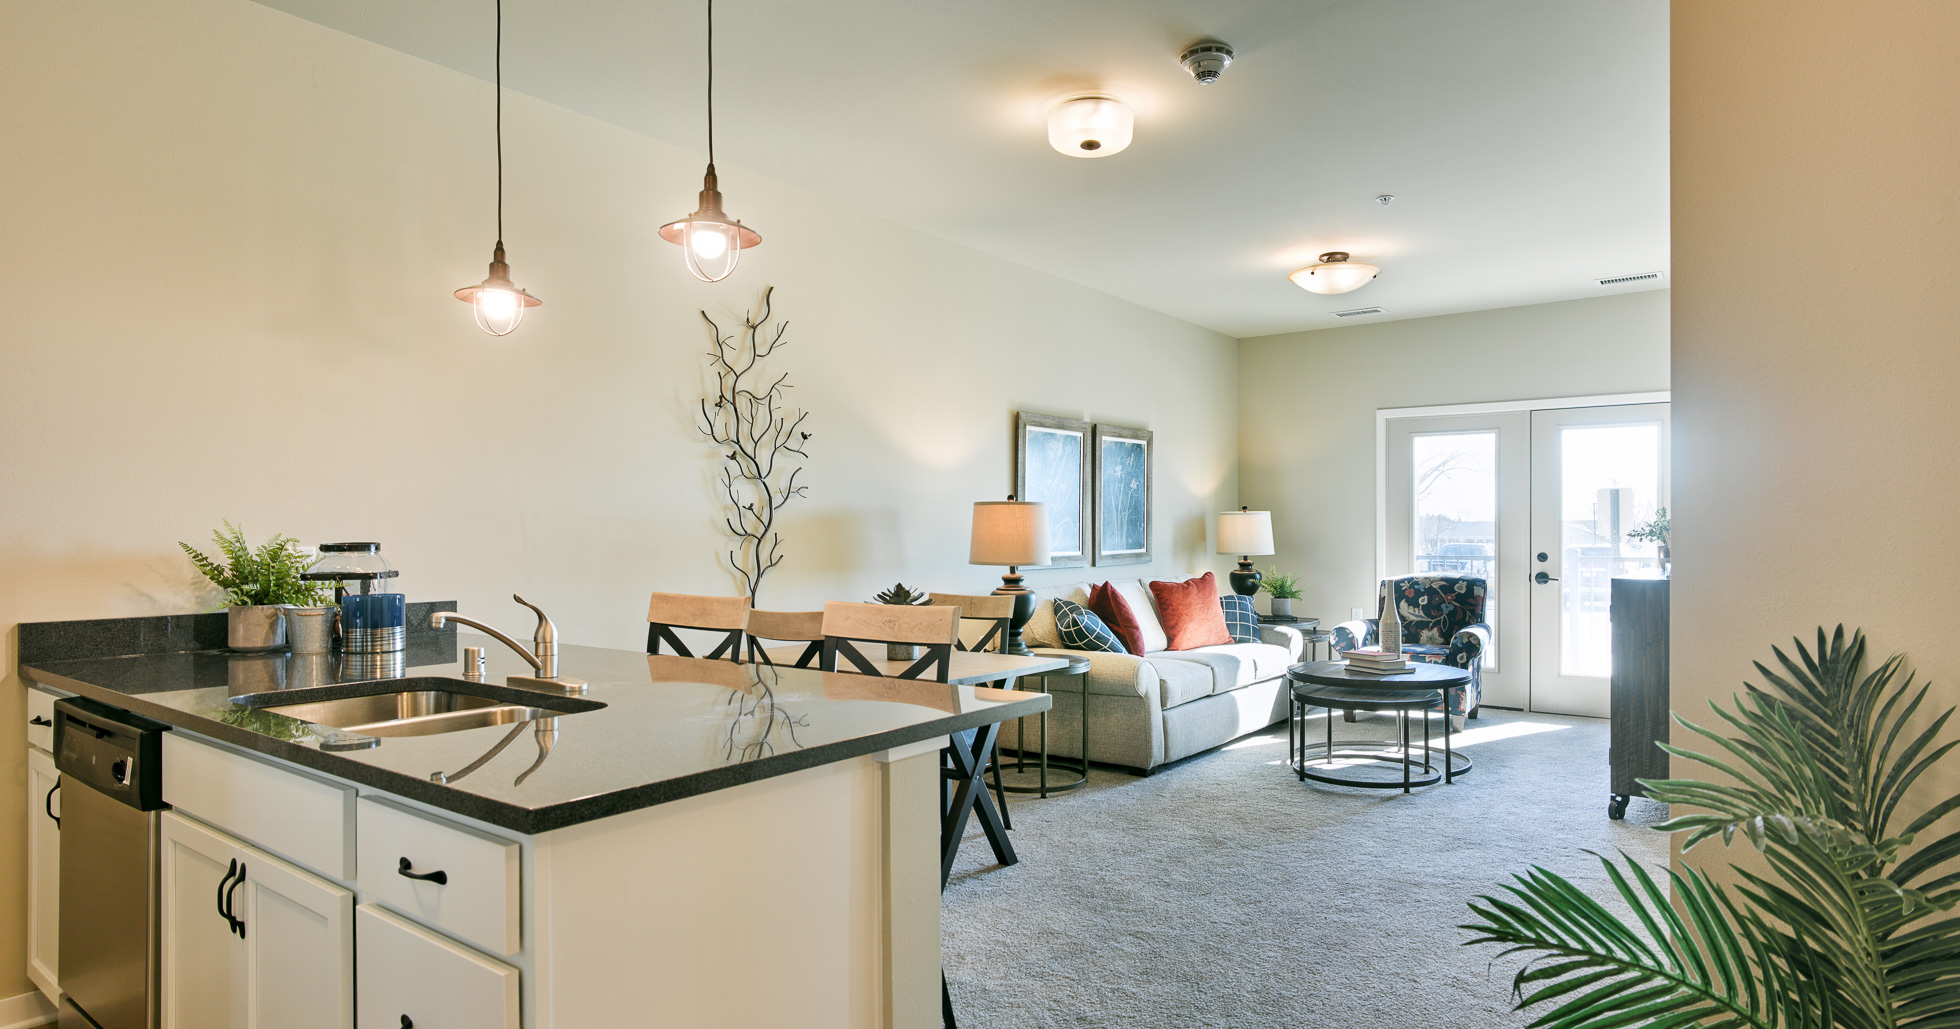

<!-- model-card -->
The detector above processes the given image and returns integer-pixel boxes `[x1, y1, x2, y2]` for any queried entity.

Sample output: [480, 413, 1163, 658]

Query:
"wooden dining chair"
[818, 602, 960, 682]
[927, 593, 1013, 654]
[746, 609, 825, 668]
[646, 592, 752, 662]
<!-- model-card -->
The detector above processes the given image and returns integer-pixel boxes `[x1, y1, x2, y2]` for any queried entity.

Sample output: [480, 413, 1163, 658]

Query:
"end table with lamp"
[970, 496, 1051, 656]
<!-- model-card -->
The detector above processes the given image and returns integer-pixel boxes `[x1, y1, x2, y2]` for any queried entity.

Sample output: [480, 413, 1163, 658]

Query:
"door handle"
[1534, 571, 1560, 585]
[398, 857, 449, 885]
[226, 862, 248, 938]
[217, 859, 239, 933]
[29, 715, 52, 727]
[45, 781, 59, 829]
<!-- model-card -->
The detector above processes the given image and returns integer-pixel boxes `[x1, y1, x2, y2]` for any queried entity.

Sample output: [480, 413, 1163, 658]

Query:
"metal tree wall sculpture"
[698, 286, 810, 602]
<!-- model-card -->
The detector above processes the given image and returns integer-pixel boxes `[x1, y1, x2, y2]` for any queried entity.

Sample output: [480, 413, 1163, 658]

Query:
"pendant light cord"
[496, 0, 504, 242]
[705, 0, 715, 166]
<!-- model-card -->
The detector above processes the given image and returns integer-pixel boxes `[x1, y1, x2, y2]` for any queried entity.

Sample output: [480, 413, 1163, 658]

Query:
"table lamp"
[1217, 507, 1275, 596]
[970, 496, 1051, 656]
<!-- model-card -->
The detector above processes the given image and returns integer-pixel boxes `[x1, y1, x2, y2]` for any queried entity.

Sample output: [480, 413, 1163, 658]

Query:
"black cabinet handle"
[29, 715, 52, 727]
[397, 857, 448, 885]
[217, 859, 239, 933]
[400, 1018, 413, 1029]
[45, 781, 59, 829]
[226, 862, 248, 938]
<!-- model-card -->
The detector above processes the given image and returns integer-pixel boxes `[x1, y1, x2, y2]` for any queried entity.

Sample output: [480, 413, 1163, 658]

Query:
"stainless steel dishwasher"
[54, 696, 168, 1029]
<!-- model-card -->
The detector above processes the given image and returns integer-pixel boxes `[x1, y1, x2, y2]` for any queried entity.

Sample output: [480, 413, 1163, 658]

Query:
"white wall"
[0, 0, 1238, 995]
[1671, 2, 1960, 872]
[1236, 292, 1670, 646]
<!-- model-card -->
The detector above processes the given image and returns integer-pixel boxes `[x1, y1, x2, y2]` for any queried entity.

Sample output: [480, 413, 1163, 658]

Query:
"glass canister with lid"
[304, 542, 399, 601]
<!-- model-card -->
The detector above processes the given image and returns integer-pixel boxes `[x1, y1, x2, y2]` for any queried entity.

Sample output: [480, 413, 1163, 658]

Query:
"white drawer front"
[162, 733, 355, 880]
[27, 688, 56, 752]
[357, 797, 520, 956]
[356, 904, 518, 1029]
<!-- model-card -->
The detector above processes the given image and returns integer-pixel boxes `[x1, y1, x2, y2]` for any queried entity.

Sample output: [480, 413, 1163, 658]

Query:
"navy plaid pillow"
[1220, 594, 1259, 643]
[1054, 599, 1127, 653]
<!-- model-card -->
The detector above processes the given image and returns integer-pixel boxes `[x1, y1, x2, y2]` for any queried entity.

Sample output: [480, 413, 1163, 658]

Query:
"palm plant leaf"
[1464, 626, 1960, 1028]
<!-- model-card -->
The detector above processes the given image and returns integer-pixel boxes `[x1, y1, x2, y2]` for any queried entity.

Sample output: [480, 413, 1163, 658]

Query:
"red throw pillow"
[1086, 581, 1149, 656]
[1149, 572, 1234, 651]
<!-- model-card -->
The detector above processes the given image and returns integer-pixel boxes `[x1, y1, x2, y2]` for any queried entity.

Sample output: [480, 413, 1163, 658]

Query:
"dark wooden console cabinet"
[1609, 577, 1670, 820]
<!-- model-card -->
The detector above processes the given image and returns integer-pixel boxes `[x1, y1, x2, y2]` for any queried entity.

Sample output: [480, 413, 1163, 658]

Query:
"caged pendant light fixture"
[454, 0, 540, 335]
[659, 0, 760, 282]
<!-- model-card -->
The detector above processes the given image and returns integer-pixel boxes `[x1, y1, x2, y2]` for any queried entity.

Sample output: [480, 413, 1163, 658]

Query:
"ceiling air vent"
[1597, 271, 1663, 287]
[1332, 307, 1384, 318]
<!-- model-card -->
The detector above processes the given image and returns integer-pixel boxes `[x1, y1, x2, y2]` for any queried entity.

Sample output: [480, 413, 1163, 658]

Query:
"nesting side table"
[995, 655, 1093, 797]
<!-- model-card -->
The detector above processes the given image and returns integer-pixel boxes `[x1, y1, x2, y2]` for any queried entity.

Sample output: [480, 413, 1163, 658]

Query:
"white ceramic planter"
[227, 605, 289, 651]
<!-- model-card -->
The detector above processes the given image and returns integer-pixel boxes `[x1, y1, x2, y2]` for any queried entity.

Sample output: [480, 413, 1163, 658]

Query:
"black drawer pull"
[400, 1017, 413, 1028]
[29, 715, 52, 727]
[397, 857, 448, 885]
[45, 781, 60, 829]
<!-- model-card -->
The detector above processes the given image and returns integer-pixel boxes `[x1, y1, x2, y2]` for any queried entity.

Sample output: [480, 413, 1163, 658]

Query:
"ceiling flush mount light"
[659, 0, 760, 282]
[1179, 42, 1234, 84]
[454, 0, 540, 336]
[1048, 95, 1133, 158]
[1289, 251, 1380, 295]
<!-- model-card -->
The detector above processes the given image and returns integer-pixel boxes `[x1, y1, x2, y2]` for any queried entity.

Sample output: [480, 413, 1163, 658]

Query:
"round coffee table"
[1286, 660, 1472, 792]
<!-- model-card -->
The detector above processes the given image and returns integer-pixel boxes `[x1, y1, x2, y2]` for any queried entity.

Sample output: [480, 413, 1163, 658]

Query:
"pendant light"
[659, 0, 760, 282]
[1288, 251, 1379, 295]
[454, 0, 540, 335]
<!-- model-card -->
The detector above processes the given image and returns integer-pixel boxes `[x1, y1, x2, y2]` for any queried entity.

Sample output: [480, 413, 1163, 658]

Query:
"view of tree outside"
[1412, 431, 1498, 668]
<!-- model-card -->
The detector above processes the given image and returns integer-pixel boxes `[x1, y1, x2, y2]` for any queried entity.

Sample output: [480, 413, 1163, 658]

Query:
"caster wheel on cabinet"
[1608, 794, 1629, 820]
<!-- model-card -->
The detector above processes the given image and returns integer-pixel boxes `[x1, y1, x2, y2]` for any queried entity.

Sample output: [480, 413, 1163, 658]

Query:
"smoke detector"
[1180, 42, 1234, 84]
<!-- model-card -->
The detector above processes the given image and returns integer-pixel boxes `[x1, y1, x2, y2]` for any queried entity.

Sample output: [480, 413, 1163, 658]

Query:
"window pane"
[1559, 423, 1663, 677]
[1411, 432, 1498, 670]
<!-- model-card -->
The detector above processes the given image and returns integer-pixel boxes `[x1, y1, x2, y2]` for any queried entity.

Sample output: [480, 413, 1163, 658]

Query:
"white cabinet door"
[162, 812, 248, 1029]
[26, 746, 60, 1003]
[160, 812, 353, 1029]
[357, 904, 519, 1029]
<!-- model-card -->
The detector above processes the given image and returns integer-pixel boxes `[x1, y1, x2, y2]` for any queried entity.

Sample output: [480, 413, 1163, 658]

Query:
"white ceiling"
[256, 0, 1669, 339]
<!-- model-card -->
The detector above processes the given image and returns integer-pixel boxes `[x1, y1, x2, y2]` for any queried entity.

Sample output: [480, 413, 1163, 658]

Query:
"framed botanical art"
[1092, 423, 1153, 566]
[1015, 412, 1092, 568]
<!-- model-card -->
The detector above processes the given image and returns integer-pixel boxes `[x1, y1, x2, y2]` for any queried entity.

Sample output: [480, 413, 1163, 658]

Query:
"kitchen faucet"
[430, 594, 588, 695]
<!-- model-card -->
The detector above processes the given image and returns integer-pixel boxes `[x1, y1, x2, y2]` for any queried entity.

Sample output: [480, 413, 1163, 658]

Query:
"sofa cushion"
[1108, 579, 1170, 653]
[1087, 581, 1150, 657]
[1153, 657, 1218, 709]
[1220, 594, 1260, 643]
[1151, 642, 1293, 693]
[1149, 572, 1233, 650]
[1053, 599, 1126, 653]
[1024, 582, 1091, 649]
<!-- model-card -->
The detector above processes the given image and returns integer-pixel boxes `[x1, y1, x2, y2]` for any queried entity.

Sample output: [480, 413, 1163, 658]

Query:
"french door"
[1384, 399, 1669, 716]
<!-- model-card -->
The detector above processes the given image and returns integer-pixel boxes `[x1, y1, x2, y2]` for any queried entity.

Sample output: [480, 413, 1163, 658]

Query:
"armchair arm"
[1446, 622, 1491, 669]
[1331, 619, 1377, 653]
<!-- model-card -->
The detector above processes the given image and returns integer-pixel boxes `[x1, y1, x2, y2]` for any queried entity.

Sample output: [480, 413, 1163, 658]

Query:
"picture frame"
[1092, 423, 1153, 566]
[1015, 412, 1092, 569]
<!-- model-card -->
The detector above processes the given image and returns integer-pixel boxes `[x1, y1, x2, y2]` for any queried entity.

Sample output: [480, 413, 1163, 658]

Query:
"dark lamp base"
[992, 571, 1037, 656]
[1228, 559, 1263, 597]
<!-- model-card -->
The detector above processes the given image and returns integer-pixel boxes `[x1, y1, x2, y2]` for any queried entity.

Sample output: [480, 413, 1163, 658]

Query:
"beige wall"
[1236, 291, 1670, 644]
[1671, 2, 1960, 870]
[0, 0, 1238, 997]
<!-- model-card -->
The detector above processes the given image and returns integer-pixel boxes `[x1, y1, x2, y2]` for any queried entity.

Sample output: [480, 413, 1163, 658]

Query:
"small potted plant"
[181, 521, 332, 651]
[1258, 567, 1304, 620]
[872, 582, 929, 661]
[1626, 507, 1670, 575]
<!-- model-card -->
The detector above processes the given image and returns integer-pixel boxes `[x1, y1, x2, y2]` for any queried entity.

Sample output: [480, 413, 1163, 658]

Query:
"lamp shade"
[1217, 510, 1275, 556]
[970, 500, 1052, 567]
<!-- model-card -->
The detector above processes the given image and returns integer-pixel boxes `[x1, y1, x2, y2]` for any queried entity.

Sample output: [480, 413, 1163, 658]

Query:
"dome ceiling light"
[453, 0, 540, 336]
[1048, 95, 1132, 158]
[1179, 42, 1234, 84]
[659, 0, 760, 282]
[1289, 252, 1380, 295]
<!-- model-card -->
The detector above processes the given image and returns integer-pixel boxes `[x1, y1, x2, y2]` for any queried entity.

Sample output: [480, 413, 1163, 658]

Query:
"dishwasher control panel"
[54, 695, 170, 812]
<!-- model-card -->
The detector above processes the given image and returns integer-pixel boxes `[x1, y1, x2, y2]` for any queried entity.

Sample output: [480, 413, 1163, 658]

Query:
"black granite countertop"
[21, 634, 1052, 834]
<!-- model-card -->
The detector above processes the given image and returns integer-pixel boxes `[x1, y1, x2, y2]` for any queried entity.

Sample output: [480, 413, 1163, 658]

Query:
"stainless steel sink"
[261, 690, 556, 738]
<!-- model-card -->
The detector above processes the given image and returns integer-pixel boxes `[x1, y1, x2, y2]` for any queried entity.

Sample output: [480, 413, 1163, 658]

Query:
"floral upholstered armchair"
[1331, 575, 1490, 724]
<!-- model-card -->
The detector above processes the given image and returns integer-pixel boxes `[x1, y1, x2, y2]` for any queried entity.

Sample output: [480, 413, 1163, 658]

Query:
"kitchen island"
[23, 622, 1054, 1029]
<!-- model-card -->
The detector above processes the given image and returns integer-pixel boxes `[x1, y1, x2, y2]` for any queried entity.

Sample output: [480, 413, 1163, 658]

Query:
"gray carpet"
[944, 707, 1672, 1028]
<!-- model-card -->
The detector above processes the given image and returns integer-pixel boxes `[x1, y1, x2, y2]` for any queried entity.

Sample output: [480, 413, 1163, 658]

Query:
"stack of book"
[1339, 647, 1414, 675]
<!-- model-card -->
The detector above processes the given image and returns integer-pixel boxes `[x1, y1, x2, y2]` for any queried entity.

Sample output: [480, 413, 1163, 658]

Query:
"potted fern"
[1258, 567, 1304, 619]
[873, 582, 929, 660]
[180, 521, 332, 651]
[1462, 626, 1960, 1027]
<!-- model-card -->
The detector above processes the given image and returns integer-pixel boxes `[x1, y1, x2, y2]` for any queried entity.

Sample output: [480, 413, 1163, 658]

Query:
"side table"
[995, 655, 1092, 798]
[1260, 615, 1332, 661]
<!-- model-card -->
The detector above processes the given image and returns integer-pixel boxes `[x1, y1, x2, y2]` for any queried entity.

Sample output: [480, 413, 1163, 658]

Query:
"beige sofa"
[1010, 576, 1303, 774]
